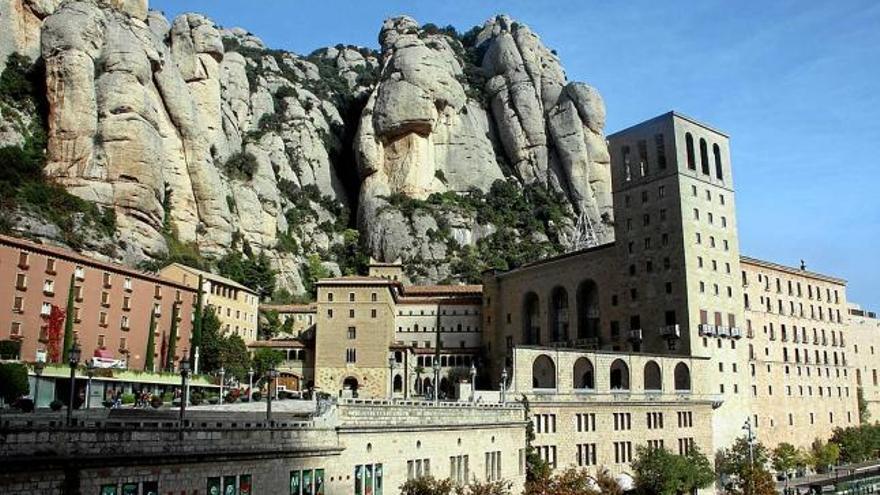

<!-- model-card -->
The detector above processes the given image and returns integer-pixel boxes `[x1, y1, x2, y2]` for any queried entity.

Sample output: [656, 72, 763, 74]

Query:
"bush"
[189, 391, 204, 406]
[13, 397, 34, 412]
[0, 362, 28, 403]
[0, 340, 21, 359]
[121, 393, 135, 405]
[252, 391, 262, 402]
[50, 399, 63, 411]
[224, 151, 258, 181]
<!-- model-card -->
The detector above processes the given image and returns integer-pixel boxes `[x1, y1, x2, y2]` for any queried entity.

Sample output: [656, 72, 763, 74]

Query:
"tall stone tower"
[607, 112, 749, 449]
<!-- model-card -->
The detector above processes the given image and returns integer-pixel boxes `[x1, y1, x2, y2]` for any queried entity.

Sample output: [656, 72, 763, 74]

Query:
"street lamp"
[248, 368, 254, 402]
[85, 360, 96, 409]
[743, 418, 755, 494]
[388, 355, 396, 400]
[432, 360, 441, 404]
[218, 367, 226, 405]
[33, 360, 45, 412]
[500, 368, 509, 405]
[67, 339, 82, 427]
[266, 368, 279, 424]
[470, 362, 477, 403]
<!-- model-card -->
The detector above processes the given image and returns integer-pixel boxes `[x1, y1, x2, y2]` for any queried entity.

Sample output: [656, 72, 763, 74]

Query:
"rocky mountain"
[0, 0, 614, 296]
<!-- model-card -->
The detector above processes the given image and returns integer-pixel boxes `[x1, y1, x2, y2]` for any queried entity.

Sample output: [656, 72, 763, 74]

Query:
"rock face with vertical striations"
[0, 4, 614, 293]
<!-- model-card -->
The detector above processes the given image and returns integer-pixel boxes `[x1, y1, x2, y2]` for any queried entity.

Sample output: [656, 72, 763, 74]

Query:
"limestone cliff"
[0, 3, 614, 293]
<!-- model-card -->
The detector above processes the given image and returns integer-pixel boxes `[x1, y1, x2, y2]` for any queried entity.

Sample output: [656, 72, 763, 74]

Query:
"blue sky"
[153, 0, 880, 306]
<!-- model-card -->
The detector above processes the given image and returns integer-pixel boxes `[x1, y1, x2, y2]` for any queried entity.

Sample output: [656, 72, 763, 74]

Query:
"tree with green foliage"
[771, 443, 807, 481]
[399, 476, 455, 495]
[0, 362, 29, 404]
[519, 394, 550, 483]
[217, 250, 276, 300]
[164, 302, 180, 371]
[251, 348, 284, 377]
[61, 274, 75, 362]
[858, 388, 871, 423]
[716, 435, 772, 494]
[144, 309, 156, 372]
[190, 274, 204, 368]
[830, 424, 880, 463]
[302, 253, 331, 298]
[0, 340, 22, 360]
[809, 439, 840, 474]
[631, 445, 714, 495]
[198, 306, 252, 381]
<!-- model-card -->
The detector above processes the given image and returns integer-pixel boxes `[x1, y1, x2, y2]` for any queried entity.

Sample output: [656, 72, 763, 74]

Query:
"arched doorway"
[573, 357, 595, 390]
[393, 374, 403, 393]
[342, 376, 359, 397]
[644, 361, 662, 391]
[576, 280, 600, 340]
[674, 363, 691, 391]
[550, 287, 570, 343]
[610, 359, 630, 390]
[439, 378, 452, 399]
[523, 292, 541, 345]
[532, 355, 556, 389]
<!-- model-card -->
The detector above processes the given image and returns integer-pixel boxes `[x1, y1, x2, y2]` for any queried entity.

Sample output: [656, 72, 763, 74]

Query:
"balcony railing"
[660, 324, 681, 339]
[730, 327, 742, 339]
[698, 324, 716, 337]
[628, 329, 643, 342]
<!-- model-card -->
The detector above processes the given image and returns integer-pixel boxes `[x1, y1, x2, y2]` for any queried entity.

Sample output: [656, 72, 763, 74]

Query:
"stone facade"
[741, 257, 856, 449]
[0, 401, 526, 495]
[847, 304, 880, 421]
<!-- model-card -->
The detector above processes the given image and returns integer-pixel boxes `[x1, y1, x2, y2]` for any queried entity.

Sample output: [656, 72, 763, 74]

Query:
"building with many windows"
[160, 263, 260, 343]
[0, 234, 196, 370]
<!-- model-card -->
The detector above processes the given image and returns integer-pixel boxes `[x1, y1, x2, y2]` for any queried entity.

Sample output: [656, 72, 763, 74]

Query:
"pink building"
[1, 234, 196, 370]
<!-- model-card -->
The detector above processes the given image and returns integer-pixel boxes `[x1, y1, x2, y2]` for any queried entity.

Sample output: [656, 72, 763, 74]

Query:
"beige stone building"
[740, 257, 857, 448]
[847, 303, 880, 421]
[160, 263, 260, 343]
[259, 303, 317, 337]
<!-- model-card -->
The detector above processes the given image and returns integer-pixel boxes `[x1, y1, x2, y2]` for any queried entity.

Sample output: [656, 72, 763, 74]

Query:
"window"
[102, 272, 112, 288]
[121, 315, 130, 329]
[349, 292, 355, 302]
[699, 138, 710, 175]
[328, 292, 334, 302]
[40, 302, 51, 316]
[613, 441, 633, 463]
[15, 273, 27, 290]
[42, 279, 54, 295]
[119, 337, 127, 350]
[405, 459, 430, 481]
[613, 412, 632, 431]
[17, 251, 29, 268]
[449, 455, 469, 484]
[638, 140, 649, 176]
[715, 145, 724, 179]
[371, 292, 377, 302]
[577, 443, 597, 467]
[371, 308, 377, 318]
[348, 326, 356, 339]
[535, 414, 557, 433]
[485, 451, 502, 481]
[685, 133, 696, 170]
[576, 413, 596, 432]
[622, 145, 632, 181]
[349, 309, 355, 318]
[678, 437, 695, 455]
[659, 185, 666, 197]
[647, 412, 664, 429]
[45, 258, 56, 274]
[354, 465, 382, 495]
[345, 348, 357, 363]
[12, 296, 24, 312]
[10, 321, 22, 337]
[655, 134, 667, 169]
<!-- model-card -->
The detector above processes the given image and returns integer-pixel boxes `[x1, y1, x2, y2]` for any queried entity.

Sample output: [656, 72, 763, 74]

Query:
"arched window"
[532, 355, 556, 389]
[674, 363, 691, 391]
[576, 280, 600, 340]
[713, 143, 723, 179]
[610, 359, 630, 390]
[550, 287, 570, 343]
[699, 138, 710, 175]
[573, 357, 595, 390]
[644, 361, 662, 391]
[523, 292, 541, 345]
[685, 133, 696, 170]
[393, 374, 403, 393]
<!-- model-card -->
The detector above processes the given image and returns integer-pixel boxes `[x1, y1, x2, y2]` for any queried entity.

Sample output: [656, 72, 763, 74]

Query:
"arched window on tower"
[685, 133, 696, 170]
[713, 143, 723, 179]
[699, 138, 710, 175]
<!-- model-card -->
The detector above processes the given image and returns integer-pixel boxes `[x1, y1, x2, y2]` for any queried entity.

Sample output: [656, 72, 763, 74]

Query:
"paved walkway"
[188, 398, 316, 413]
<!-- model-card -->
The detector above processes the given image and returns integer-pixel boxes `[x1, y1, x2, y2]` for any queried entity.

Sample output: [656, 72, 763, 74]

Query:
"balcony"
[698, 324, 716, 337]
[660, 324, 681, 339]
[573, 338, 600, 350]
[717, 326, 731, 338]
[628, 329, 643, 342]
[730, 327, 743, 339]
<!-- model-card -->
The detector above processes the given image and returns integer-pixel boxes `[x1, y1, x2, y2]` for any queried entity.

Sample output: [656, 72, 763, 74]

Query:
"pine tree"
[61, 274, 75, 362]
[190, 274, 204, 369]
[165, 302, 180, 371]
[144, 309, 156, 372]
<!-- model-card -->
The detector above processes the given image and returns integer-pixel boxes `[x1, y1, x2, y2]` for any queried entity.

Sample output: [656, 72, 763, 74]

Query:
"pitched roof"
[0, 234, 196, 292]
[163, 262, 256, 294]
